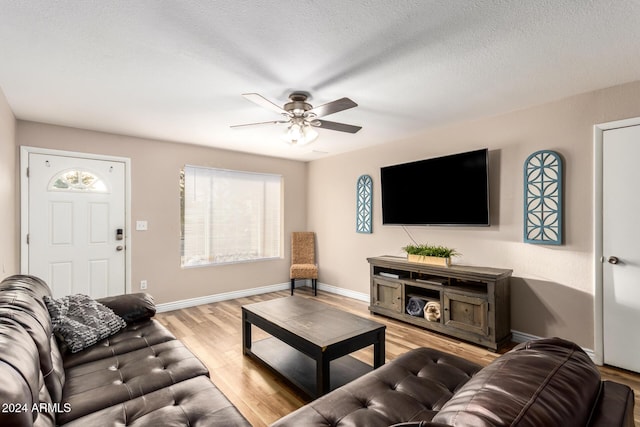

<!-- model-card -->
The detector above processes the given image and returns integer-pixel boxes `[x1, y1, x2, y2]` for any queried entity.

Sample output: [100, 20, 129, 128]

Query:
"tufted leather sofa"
[271, 337, 635, 427]
[0, 274, 250, 426]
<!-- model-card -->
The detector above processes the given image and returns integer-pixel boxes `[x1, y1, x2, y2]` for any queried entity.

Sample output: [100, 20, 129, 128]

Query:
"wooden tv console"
[368, 256, 512, 350]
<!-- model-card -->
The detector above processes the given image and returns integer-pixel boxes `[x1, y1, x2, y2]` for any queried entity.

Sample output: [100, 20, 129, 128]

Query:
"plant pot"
[407, 254, 451, 267]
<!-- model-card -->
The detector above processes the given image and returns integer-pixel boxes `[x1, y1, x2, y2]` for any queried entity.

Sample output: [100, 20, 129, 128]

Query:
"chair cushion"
[44, 294, 127, 353]
[290, 263, 318, 279]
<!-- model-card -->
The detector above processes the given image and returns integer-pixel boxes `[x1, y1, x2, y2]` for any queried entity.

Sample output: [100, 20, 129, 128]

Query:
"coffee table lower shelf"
[249, 337, 373, 399]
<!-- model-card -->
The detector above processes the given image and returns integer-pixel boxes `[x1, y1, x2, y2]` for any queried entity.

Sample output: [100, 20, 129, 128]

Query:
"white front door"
[602, 125, 640, 373]
[27, 152, 126, 299]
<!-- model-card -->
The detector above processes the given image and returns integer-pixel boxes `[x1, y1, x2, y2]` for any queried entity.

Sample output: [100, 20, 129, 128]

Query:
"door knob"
[607, 256, 619, 264]
[116, 245, 124, 251]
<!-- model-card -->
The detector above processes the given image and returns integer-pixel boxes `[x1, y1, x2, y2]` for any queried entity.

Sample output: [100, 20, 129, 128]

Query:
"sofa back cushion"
[432, 337, 601, 427]
[0, 275, 53, 300]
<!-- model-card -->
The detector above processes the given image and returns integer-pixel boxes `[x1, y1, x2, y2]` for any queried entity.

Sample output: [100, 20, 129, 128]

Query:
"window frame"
[180, 165, 283, 268]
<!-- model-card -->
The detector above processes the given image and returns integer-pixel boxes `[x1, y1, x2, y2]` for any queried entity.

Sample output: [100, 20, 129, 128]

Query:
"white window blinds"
[181, 166, 282, 267]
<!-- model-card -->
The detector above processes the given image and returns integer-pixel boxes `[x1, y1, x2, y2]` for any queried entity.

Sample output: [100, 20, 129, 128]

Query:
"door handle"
[116, 245, 124, 251]
[607, 256, 620, 265]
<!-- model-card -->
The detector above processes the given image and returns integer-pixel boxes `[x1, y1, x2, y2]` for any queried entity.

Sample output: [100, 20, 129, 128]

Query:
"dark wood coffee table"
[242, 296, 385, 398]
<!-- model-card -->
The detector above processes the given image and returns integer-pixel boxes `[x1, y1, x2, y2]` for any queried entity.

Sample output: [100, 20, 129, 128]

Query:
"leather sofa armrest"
[588, 380, 635, 427]
[432, 337, 603, 427]
[97, 293, 156, 323]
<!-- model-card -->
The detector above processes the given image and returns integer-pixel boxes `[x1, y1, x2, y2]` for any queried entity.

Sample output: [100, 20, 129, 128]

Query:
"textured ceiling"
[1, 0, 640, 161]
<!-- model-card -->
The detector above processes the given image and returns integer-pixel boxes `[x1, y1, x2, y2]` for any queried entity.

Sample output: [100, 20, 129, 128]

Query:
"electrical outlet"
[140, 280, 148, 290]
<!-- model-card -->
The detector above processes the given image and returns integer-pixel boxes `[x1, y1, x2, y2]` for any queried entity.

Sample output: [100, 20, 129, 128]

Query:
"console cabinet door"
[372, 278, 403, 313]
[443, 292, 489, 336]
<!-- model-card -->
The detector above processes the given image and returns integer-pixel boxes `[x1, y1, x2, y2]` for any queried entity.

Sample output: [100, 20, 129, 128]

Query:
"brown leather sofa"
[272, 337, 635, 427]
[0, 274, 250, 426]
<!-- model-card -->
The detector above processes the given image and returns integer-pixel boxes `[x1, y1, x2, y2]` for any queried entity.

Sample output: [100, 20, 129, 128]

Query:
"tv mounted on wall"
[380, 148, 490, 226]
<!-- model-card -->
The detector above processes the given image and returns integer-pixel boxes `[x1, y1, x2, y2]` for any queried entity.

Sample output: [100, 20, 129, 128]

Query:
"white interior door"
[27, 153, 126, 299]
[603, 125, 640, 372]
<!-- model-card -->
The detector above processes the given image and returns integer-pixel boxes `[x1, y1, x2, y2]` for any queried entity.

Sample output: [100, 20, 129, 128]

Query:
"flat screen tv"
[381, 148, 490, 226]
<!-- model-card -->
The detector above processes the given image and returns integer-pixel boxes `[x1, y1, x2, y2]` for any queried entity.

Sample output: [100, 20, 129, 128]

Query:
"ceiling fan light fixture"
[282, 122, 318, 146]
[234, 92, 360, 145]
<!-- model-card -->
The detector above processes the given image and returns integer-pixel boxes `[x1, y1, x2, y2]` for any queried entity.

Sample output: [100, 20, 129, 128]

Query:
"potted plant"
[402, 243, 460, 267]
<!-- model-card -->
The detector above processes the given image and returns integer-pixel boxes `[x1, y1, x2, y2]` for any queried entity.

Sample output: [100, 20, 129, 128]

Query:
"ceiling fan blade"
[310, 97, 358, 118]
[230, 120, 288, 129]
[242, 93, 289, 115]
[315, 120, 362, 133]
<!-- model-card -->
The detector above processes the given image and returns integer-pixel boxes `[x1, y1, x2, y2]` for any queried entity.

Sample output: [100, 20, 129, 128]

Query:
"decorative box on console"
[407, 254, 451, 267]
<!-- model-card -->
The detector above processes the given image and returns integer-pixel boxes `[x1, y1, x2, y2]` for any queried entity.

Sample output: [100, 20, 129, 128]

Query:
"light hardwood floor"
[155, 288, 640, 426]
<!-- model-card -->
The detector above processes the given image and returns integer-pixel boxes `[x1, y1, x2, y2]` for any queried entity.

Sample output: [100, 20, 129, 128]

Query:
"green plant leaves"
[402, 244, 459, 258]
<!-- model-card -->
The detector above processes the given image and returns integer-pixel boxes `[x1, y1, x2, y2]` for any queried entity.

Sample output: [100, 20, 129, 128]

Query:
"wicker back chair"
[290, 232, 318, 295]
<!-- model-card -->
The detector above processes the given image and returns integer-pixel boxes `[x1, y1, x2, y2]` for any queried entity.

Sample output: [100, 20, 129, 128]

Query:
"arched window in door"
[48, 169, 109, 192]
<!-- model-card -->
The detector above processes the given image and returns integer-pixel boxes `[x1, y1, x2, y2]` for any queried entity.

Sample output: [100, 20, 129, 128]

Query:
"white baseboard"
[156, 282, 290, 313]
[156, 281, 367, 313]
[316, 282, 369, 302]
[510, 329, 541, 344]
[155, 282, 596, 362]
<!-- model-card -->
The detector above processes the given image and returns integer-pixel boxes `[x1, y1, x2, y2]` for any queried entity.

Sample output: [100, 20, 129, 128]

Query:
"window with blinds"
[180, 166, 282, 267]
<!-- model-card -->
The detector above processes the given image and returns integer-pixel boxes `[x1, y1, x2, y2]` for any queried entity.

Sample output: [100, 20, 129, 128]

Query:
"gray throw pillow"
[44, 294, 127, 353]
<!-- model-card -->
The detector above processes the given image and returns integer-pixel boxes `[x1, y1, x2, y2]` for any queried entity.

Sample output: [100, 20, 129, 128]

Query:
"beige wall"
[9, 80, 640, 348]
[307, 80, 640, 349]
[0, 87, 17, 280]
[17, 122, 307, 304]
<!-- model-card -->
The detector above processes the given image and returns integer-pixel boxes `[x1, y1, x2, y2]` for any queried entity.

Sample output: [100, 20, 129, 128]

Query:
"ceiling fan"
[231, 92, 362, 145]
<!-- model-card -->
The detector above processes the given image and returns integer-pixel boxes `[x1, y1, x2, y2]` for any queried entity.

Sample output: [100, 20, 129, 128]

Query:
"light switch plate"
[136, 220, 148, 231]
